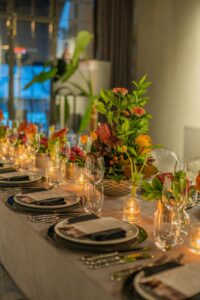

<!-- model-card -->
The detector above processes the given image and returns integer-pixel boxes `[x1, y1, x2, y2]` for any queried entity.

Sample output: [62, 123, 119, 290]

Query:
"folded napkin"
[31, 197, 65, 206]
[67, 214, 98, 224]
[2, 175, 30, 182]
[88, 227, 126, 241]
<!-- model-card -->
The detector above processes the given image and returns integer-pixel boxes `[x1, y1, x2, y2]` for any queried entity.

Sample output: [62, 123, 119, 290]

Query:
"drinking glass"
[84, 156, 105, 185]
[46, 160, 62, 188]
[83, 183, 104, 216]
[62, 141, 71, 162]
[50, 141, 60, 161]
[153, 206, 180, 251]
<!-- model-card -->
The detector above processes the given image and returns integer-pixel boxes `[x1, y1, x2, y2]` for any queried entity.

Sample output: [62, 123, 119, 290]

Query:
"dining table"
[0, 181, 199, 300]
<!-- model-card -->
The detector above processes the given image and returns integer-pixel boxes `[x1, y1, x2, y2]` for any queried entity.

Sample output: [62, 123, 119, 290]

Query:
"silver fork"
[110, 254, 168, 281]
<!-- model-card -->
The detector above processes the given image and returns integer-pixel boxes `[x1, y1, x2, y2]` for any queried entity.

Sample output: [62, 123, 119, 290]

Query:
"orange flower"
[51, 128, 68, 140]
[132, 107, 146, 117]
[25, 123, 37, 135]
[123, 110, 130, 117]
[0, 110, 4, 122]
[18, 121, 28, 133]
[135, 134, 152, 154]
[80, 135, 88, 144]
[90, 131, 97, 141]
[112, 87, 128, 95]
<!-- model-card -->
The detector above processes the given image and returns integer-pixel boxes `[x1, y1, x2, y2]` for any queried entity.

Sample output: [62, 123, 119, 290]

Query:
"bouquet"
[88, 75, 154, 184]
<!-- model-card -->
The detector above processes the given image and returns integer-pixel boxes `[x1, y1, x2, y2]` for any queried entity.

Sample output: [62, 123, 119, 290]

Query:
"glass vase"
[123, 186, 141, 224]
[153, 201, 181, 251]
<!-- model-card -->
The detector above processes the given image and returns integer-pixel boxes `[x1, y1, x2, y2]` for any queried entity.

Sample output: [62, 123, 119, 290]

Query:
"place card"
[61, 217, 127, 238]
[141, 263, 200, 299]
[22, 188, 72, 202]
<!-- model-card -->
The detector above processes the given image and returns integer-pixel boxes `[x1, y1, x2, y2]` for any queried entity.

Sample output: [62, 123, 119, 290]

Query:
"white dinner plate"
[14, 193, 81, 210]
[55, 219, 139, 246]
[0, 174, 42, 186]
[134, 271, 157, 300]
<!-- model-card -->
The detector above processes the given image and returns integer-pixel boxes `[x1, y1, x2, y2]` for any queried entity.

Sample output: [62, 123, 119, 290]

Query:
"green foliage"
[23, 31, 93, 89]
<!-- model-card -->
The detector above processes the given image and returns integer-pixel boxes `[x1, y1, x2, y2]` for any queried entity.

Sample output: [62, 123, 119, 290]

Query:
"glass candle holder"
[74, 165, 87, 184]
[46, 160, 62, 187]
[123, 197, 141, 224]
[189, 223, 200, 254]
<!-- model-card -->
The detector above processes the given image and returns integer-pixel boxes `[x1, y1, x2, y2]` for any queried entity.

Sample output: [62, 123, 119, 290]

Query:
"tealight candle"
[189, 223, 200, 254]
[123, 197, 141, 224]
[74, 166, 87, 185]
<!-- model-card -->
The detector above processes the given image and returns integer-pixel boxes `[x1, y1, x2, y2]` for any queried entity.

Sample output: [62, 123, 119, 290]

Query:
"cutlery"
[81, 246, 151, 262]
[28, 212, 84, 223]
[89, 253, 153, 269]
[110, 254, 168, 281]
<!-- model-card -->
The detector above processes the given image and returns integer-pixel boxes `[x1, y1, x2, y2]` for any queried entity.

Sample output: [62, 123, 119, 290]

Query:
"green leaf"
[23, 68, 57, 89]
[108, 111, 114, 124]
[128, 147, 137, 156]
[142, 180, 153, 192]
[152, 177, 162, 190]
[95, 102, 107, 115]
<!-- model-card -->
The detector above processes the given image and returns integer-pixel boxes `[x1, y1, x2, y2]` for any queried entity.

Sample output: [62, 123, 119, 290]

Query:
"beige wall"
[135, 0, 200, 159]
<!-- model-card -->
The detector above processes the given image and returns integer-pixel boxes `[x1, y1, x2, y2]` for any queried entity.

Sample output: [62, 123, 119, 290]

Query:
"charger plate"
[123, 262, 181, 300]
[47, 223, 148, 253]
[6, 194, 82, 214]
[0, 174, 42, 186]
[54, 218, 139, 246]
[14, 193, 80, 210]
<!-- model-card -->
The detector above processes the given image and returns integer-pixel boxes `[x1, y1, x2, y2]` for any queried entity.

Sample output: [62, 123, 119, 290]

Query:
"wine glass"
[62, 141, 71, 162]
[84, 156, 105, 185]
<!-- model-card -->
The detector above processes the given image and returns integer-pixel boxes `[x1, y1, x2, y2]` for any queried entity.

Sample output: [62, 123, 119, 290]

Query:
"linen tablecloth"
[0, 183, 199, 300]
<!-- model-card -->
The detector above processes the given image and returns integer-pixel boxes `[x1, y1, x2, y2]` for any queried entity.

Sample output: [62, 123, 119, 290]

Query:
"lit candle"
[123, 197, 141, 224]
[189, 224, 200, 254]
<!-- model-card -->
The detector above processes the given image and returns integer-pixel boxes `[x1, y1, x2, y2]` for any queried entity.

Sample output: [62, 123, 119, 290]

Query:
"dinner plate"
[54, 219, 139, 246]
[0, 174, 42, 186]
[14, 193, 80, 210]
[0, 163, 14, 172]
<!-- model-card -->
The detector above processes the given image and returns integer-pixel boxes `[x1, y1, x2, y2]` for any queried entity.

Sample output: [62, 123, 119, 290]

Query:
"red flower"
[40, 137, 48, 148]
[156, 172, 173, 184]
[51, 128, 68, 140]
[112, 87, 128, 95]
[132, 107, 146, 117]
[0, 110, 4, 122]
[71, 146, 84, 157]
[96, 123, 118, 146]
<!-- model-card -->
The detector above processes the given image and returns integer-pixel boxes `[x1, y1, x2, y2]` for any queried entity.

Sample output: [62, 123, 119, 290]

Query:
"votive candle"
[189, 223, 200, 254]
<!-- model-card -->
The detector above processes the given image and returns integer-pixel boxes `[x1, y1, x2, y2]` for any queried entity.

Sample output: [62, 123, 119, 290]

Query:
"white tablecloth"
[0, 183, 199, 300]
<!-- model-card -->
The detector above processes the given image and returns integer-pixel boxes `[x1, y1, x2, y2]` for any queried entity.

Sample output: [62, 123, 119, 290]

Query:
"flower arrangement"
[141, 171, 189, 204]
[89, 75, 154, 184]
[0, 110, 7, 140]
[68, 146, 85, 166]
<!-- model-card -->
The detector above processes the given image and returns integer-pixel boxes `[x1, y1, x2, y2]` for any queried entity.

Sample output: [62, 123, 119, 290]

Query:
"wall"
[135, 0, 200, 159]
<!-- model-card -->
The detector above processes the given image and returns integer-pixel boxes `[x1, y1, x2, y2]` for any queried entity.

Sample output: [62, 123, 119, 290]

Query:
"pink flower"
[112, 87, 128, 95]
[132, 107, 146, 117]
[156, 172, 173, 184]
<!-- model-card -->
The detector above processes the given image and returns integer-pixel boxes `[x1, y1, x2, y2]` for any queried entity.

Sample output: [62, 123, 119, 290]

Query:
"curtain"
[94, 0, 134, 88]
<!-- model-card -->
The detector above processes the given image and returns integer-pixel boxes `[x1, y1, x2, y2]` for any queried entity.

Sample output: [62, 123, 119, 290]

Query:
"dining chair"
[151, 148, 180, 173]
[187, 156, 200, 183]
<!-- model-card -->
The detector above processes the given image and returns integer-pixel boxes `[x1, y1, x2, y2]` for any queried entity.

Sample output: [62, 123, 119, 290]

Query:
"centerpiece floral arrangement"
[87, 75, 155, 187]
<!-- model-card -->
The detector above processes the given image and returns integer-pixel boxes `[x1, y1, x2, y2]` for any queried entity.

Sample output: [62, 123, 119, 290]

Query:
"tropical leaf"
[23, 68, 57, 89]
[78, 96, 96, 133]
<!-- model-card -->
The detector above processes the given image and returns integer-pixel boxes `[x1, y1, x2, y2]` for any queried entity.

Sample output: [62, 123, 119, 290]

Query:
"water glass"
[83, 183, 104, 216]
[189, 223, 200, 254]
[46, 160, 62, 188]
[84, 156, 105, 185]
[153, 207, 180, 251]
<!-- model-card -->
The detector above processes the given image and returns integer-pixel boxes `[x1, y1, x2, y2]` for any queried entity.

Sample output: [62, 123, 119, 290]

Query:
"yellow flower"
[80, 135, 88, 144]
[121, 145, 127, 153]
[135, 134, 152, 154]
[90, 131, 97, 141]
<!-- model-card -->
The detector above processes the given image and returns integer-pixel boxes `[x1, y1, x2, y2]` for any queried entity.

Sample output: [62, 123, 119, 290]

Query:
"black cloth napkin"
[31, 197, 65, 206]
[67, 214, 98, 224]
[0, 168, 17, 174]
[88, 227, 126, 241]
[2, 175, 30, 181]
[0, 163, 3, 167]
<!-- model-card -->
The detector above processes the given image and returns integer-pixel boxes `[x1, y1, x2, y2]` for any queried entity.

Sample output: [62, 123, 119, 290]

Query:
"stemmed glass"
[83, 156, 105, 215]
[60, 141, 71, 183]
[84, 156, 105, 185]
[5, 128, 18, 162]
